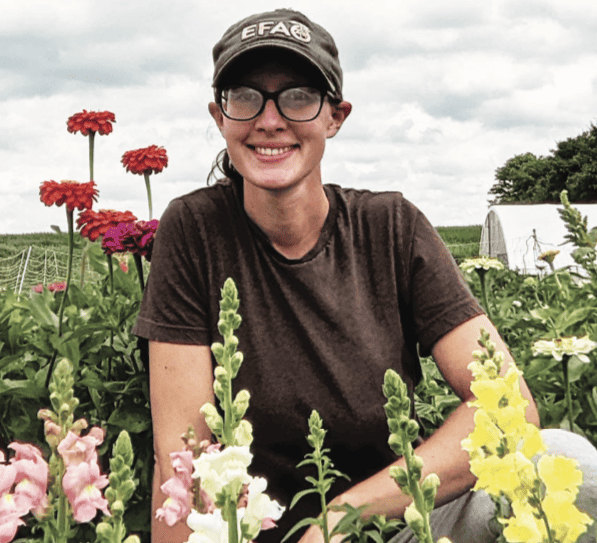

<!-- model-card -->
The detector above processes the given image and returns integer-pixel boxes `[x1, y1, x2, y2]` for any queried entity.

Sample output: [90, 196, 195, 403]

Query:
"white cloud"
[1, 0, 597, 234]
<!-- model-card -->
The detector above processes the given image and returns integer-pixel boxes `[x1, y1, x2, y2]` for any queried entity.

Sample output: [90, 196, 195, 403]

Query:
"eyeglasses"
[219, 85, 327, 122]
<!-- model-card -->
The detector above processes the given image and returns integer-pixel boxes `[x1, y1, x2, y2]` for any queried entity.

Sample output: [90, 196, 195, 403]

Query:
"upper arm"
[149, 340, 215, 477]
[431, 314, 540, 425]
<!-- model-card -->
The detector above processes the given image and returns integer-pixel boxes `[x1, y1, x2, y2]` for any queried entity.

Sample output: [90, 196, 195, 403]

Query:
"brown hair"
[207, 148, 242, 185]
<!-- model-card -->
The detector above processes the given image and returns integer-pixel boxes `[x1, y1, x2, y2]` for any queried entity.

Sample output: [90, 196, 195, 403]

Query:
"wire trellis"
[0, 247, 102, 294]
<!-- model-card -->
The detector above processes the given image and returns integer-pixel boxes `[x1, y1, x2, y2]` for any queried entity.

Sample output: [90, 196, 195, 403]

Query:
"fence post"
[17, 246, 32, 295]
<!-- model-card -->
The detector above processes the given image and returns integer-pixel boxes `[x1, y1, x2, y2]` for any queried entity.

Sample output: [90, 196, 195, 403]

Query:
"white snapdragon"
[187, 509, 230, 543]
[192, 446, 253, 502]
[241, 477, 285, 540]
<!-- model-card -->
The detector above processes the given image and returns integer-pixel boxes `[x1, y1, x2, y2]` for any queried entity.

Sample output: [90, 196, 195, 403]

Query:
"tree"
[489, 123, 597, 204]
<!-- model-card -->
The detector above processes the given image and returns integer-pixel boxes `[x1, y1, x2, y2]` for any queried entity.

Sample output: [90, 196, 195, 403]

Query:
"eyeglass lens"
[222, 86, 323, 121]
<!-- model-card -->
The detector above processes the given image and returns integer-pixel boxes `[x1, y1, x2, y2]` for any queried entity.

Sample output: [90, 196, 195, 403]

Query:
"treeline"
[488, 122, 597, 204]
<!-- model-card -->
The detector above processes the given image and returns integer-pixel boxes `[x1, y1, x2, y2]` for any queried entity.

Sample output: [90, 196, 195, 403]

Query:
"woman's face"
[209, 59, 351, 194]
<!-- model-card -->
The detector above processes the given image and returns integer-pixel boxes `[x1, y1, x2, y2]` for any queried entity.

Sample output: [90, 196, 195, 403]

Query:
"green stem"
[477, 269, 493, 322]
[562, 355, 575, 432]
[106, 254, 114, 379]
[133, 253, 145, 291]
[316, 450, 330, 543]
[106, 253, 114, 295]
[534, 494, 555, 543]
[57, 210, 74, 338]
[56, 461, 71, 543]
[89, 131, 95, 181]
[143, 171, 153, 219]
[227, 500, 239, 543]
[402, 442, 433, 543]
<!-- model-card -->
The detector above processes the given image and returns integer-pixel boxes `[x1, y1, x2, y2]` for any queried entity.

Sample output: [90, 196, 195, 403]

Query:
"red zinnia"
[67, 110, 116, 136]
[121, 145, 168, 175]
[40, 180, 98, 212]
[102, 219, 159, 260]
[77, 209, 137, 242]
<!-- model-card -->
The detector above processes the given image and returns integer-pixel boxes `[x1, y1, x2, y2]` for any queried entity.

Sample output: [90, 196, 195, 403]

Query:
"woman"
[134, 9, 596, 543]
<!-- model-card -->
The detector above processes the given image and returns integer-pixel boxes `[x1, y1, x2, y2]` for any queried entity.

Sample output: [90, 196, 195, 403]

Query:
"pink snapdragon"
[156, 450, 195, 526]
[62, 461, 110, 523]
[57, 427, 105, 467]
[8, 443, 48, 517]
[0, 493, 25, 543]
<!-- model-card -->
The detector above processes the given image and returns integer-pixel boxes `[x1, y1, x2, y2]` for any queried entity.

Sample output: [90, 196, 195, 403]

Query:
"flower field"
[0, 109, 595, 542]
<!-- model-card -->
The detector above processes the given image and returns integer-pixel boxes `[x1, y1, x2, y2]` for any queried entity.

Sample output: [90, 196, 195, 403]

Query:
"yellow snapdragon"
[462, 330, 592, 543]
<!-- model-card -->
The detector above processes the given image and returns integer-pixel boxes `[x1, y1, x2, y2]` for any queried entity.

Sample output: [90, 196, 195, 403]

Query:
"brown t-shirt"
[133, 179, 483, 542]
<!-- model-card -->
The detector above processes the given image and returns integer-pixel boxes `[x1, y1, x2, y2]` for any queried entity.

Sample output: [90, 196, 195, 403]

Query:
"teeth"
[254, 146, 294, 156]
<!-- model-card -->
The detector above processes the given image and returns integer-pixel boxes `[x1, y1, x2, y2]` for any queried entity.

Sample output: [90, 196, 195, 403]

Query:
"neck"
[243, 179, 329, 260]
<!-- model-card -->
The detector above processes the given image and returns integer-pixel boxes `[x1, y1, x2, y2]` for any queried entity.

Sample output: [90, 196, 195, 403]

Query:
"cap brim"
[213, 41, 339, 98]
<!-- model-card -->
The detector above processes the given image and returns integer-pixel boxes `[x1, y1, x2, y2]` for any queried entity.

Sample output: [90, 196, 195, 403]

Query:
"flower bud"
[421, 473, 440, 508]
[201, 403, 224, 434]
[211, 342, 225, 360]
[111, 499, 125, 516]
[233, 389, 250, 419]
[233, 420, 253, 446]
[388, 434, 404, 456]
[404, 503, 425, 535]
[389, 466, 409, 491]
[71, 418, 89, 435]
[214, 366, 228, 382]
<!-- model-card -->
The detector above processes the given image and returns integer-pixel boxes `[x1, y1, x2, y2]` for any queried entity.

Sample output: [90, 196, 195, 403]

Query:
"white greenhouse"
[479, 203, 597, 274]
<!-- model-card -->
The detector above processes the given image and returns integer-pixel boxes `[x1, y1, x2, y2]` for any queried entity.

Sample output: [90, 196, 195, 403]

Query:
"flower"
[67, 110, 116, 136]
[47, 281, 67, 292]
[121, 145, 168, 175]
[40, 180, 98, 212]
[532, 335, 597, 363]
[32, 284, 44, 294]
[57, 428, 105, 468]
[538, 249, 560, 264]
[62, 461, 110, 522]
[187, 508, 230, 543]
[156, 476, 193, 527]
[77, 209, 137, 242]
[459, 256, 505, 274]
[0, 493, 25, 543]
[101, 219, 159, 259]
[192, 446, 252, 504]
[240, 477, 284, 540]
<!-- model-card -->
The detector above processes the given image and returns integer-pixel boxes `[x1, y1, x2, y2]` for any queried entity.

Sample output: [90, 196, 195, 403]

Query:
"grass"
[436, 225, 482, 261]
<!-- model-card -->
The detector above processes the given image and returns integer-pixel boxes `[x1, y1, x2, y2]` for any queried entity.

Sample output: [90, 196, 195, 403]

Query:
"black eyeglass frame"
[217, 85, 335, 123]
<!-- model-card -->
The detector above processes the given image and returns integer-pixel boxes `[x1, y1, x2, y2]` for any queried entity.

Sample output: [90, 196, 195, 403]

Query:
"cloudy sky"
[2, 0, 596, 234]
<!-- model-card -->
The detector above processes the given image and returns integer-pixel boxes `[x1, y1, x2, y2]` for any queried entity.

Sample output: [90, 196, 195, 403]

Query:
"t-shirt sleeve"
[401, 201, 484, 357]
[132, 198, 211, 345]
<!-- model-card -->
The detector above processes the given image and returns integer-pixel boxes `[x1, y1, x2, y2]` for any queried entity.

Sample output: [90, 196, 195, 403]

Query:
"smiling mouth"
[249, 145, 298, 156]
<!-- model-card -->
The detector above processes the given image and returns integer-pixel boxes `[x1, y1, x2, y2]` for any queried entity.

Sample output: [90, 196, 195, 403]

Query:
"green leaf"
[281, 517, 321, 543]
[288, 488, 319, 509]
[108, 406, 151, 433]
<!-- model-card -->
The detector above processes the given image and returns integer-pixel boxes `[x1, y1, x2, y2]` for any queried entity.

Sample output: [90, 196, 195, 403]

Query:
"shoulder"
[325, 184, 428, 236]
[158, 179, 240, 231]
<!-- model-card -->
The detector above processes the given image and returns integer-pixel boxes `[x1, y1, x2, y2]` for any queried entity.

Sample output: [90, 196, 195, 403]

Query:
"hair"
[207, 148, 242, 185]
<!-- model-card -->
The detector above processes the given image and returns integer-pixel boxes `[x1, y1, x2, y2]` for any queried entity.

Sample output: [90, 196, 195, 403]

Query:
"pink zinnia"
[47, 281, 67, 292]
[102, 220, 159, 260]
[62, 461, 110, 523]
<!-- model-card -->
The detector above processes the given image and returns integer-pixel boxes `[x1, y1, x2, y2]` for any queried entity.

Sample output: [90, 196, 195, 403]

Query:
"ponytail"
[207, 149, 243, 185]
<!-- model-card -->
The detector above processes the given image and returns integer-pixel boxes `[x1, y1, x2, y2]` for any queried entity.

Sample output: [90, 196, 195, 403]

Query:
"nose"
[254, 98, 286, 130]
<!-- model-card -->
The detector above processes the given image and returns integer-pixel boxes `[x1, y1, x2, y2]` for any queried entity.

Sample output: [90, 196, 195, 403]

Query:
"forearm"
[333, 399, 478, 519]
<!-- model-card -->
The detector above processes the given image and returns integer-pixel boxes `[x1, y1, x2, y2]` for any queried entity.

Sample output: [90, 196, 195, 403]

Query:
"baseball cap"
[212, 9, 343, 99]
